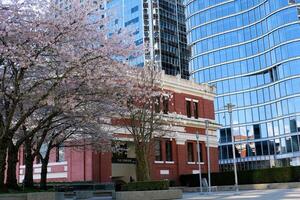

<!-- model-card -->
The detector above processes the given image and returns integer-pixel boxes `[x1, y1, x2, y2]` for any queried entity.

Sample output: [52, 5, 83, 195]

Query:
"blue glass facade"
[107, 0, 145, 66]
[185, 0, 300, 170]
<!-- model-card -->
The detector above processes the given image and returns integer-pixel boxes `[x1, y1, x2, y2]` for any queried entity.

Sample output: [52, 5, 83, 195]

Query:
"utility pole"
[205, 120, 211, 193]
[196, 132, 202, 193]
[225, 103, 239, 192]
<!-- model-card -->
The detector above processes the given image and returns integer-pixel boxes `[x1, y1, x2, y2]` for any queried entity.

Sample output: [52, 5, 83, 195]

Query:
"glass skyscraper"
[55, 0, 190, 79]
[185, 0, 300, 171]
[106, 0, 190, 79]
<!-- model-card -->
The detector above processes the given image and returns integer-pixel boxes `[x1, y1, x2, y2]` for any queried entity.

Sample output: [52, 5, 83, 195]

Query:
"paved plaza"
[183, 188, 300, 200]
[64, 188, 300, 200]
[65, 197, 112, 200]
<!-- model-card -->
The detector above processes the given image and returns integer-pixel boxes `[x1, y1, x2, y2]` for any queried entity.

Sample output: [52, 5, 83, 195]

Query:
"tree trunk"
[135, 146, 150, 181]
[0, 141, 8, 192]
[6, 141, 19, 190]
[24, 139, 34, 188]
[40, 157, 49, 190]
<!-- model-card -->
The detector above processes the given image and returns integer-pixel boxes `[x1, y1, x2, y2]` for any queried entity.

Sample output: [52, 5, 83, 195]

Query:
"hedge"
[180, 166, 300, 187]
[123, 180, 169, 191]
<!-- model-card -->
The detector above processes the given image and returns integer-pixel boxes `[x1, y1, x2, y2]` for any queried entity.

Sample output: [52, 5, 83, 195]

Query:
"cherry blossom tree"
[0, 0, 137, 190]
[113, 62, 173, 181]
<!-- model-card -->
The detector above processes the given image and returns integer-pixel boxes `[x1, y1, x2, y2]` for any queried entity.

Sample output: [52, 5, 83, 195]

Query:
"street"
[182, 188, 300, 200]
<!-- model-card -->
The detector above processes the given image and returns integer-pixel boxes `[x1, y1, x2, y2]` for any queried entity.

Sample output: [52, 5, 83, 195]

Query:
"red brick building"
[17, 74, 219, 184]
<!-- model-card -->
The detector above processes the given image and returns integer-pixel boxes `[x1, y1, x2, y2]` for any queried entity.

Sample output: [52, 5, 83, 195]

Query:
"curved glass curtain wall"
[186, 0, 300, 171]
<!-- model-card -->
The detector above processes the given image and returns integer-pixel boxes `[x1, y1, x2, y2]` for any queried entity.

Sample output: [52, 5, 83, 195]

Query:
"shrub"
[124, 180, 169, 191]
[169, 180, 177, 187]
[180, 166, 300, 187]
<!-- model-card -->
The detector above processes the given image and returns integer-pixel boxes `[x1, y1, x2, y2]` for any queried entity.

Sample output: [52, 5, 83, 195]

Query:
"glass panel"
[247, 125, 254, 140]
[155, 140, 162, 161]
[269, 140, 275, 155]
[280, 138, 287, 154]
[247, 142, 256, 156]
[254, 124, 261, 139]
[292, 135, 299, 152]
[255, 142, 262, 156]
[165, 140, 173, 161]
[220, 129, 227, 143]
[290, 118, 297, 133]
[222, 145, 228, 159]
[286, 137, 292, 153]
[228, 145, 233, 159]
[186, 100, 191, 118]
[262, 141, 269, 155]
[275, 139, 281, 155]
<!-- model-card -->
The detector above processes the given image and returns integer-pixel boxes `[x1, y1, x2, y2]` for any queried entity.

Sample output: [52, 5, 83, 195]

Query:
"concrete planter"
[0, 193, 27, 200]
[74, 191, 93, 199]
[0, 192, 63, 200]
[27, 192, 64, 200]
[182, 182, 300, 192]
[114, 189, 182, 200]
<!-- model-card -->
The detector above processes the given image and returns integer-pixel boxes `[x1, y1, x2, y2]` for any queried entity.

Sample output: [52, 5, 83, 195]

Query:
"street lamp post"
[205, 120, 211, 193]
[196, 132, 202, 193]
[225, 103, 239, 192]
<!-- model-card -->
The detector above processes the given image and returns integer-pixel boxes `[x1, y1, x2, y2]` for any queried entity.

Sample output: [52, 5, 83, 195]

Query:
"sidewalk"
[182, 188, 300, 200]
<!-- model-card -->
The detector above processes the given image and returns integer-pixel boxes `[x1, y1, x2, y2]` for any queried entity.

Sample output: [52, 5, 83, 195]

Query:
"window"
[125, 17, 139, 27]
[154, 140, 162, 161]
[165, 140, 173, 161]
[292, 135, 299, 152]
[289, 0, 296, 4]
[255, 142, 262, 155]
[193, 101, 199, 119]
[163, 97, 169, 114]
[56, 146, 65, 162]
[112, 141, 128, 163]
[269, 67, 279, 82]
[154, 96, 160, 113]
[290, 118, 297, 133]
[220, 128, 227, 143]
[197, 143, 203, 162]
[131, 5, 138, 13]
[187, 142, 194, 162]
[37, 143, 47, 163]
[254, 124, 261, 139]
[22, 149, 26, 165]
[135, 39, 143, 46]
[186, 100, 191, 118]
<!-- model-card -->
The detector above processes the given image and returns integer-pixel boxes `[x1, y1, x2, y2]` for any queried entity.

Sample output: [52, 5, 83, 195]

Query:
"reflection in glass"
[290, 118, 297, 133]
[255, 142, 262, 156]
[280, 138, 287, 154]
[247, 126, 254, 140]
[286, 137, 292, 153]
[273, 121, 279, 136]
[269, 140, 275, 155]
[275, 139, 281, 155]
[247, 142, 256, 156]
[262, 141, 269, 155]
[254, 124, 261, 139]
[188, 0, 300, 170]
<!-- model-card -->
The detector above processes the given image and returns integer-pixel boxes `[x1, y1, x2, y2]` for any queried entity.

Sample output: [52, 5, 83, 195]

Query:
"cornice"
[161, 73, 216, 101]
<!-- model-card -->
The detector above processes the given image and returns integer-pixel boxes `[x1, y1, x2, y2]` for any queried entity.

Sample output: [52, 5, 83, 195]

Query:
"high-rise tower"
[185, 0, 300, 171]
[107, 0, 190, 79]
[54, 0, 190, 79]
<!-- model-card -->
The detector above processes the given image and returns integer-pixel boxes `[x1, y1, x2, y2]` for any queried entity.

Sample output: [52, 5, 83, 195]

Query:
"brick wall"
[16, 79, 217, 184]
[150, 139, 219, 183]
